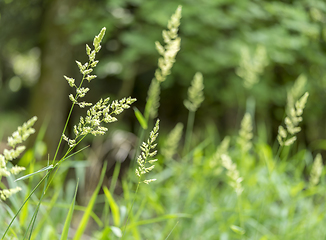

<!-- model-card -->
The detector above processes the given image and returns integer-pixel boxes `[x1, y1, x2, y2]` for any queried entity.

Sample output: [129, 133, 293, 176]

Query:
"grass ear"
[277, 75, 309, 149]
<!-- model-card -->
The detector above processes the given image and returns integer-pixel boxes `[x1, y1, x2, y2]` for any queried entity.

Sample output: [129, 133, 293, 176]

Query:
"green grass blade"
[103, 186, 120, 226]
[184, 109, 195, 159]
[55, 145, 90, 166]
[31, 189, 60, 239]
[133, 107, 148, 129]
[1, 170, 52, 240]
[30, 166, 52, 239]
[15, 165, 54, 182]
[109, 162, 121, 193]
[127, 213, 191, 229]
[61, 181, 79, 240]
[19, 175, 32, 227]
[73, 162, 107, 240]
[164, 221, 179, 240]
[24, 168, 50, 240]
[38, 201, 103, 227]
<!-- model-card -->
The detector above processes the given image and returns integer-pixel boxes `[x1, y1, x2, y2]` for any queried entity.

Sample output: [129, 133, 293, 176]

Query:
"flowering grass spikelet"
[277, 75, 309, 146]
[0, 187, 22, 201]
[237, 113, 253, 152]
[64, 76, 75, 87]
[135, 119, 160, 184]
[210, 136, 231, 166]
[62, 28, 137, 148]
[0, 116, 37, 200]
[209, 136, 231, 176]
[184, 72, 205, 112]
[277, 92, 309, 146]
[63, 96, 136, 148]
[7, 116, 37, 148]
[145, 6, 182, 120]
[236, 45, 268, 89]
[65, 27, 107, 109]
[155, 5, 182, 83]
[310, 153, 323, 187]
[162, 122, 184, 159]
[10, 165, 26, 175]
[221, 154, 243, 196]
[287, 74, 307, 109]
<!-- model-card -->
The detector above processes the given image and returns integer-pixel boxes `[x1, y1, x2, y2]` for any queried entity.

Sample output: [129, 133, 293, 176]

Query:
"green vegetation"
[1, 3, 326, 240]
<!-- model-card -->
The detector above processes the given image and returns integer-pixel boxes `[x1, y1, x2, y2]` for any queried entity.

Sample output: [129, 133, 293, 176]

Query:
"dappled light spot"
[8, 76, 22, 92]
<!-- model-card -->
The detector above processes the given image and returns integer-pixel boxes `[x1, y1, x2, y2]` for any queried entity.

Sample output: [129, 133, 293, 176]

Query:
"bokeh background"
[1, 0, 326, 173]
[3, 1, 326, 239]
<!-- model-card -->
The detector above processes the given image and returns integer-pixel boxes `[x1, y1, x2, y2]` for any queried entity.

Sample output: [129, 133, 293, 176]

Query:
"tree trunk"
[30, 0, 75, 158]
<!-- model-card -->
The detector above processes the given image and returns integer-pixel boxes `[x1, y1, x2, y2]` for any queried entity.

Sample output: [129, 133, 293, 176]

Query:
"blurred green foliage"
[1, 0, 326, 143]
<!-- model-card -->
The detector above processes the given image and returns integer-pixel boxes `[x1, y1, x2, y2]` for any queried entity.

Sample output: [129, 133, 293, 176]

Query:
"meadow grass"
[1, 5, 326, 240]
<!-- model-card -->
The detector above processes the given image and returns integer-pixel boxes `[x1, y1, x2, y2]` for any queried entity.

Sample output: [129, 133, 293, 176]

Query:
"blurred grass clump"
[1, 2, 326, 240]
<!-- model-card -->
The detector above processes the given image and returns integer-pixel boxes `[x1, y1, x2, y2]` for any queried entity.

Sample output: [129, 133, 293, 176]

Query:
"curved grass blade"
[15, 165, 54, 182]
[31, 189, 60, 238]
[24, 166, 50, 240]
[164, 221, 179, 240]
[73, 162, 107, 240]
[1, 170, 52, 240]
[103, 186, 120, 226]
[109, 162, 121, 193]
[133, 107, 148, 130]
[127, 213, 191, 229]
[38, 201, 103, 227]
[60, 181, 79, 240]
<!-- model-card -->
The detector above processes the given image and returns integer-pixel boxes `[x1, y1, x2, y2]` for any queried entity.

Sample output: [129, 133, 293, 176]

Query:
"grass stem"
[184, 110, 195, 159]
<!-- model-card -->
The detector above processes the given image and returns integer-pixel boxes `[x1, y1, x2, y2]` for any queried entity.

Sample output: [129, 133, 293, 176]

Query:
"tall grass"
[1, 4, 326, 240]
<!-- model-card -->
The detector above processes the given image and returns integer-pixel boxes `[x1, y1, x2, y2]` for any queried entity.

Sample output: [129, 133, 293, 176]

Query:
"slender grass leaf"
[134, 198, 147, 222]
[133, 107, 148, 129]
[73, 162, 107, 240]
[2, 170, 52, 240]
[164, 221, 179, 240]
[130, 225, 141, 240]
[20, 177, 32, 226]
[31, 189, 60, 239]
[103, 186, 120, 226]
[60, 181, 79, 240]
[25, 166, 50, 240]
[127, 214, 191, 229]
[109, 162, 121, 193]
[15, 165, 54, 182]
[97, 226, 111, 239]
[38, 201, 103, 227]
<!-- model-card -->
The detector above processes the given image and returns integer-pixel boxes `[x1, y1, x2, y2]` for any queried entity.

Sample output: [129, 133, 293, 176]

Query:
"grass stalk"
[121, 182, 140, 239]
[52, 59, 92, 166]
[237, 195, 243, 229]
[110, 161, 121, 193]
[184, 110, 195, 159]
[164, 221, 179, 240]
